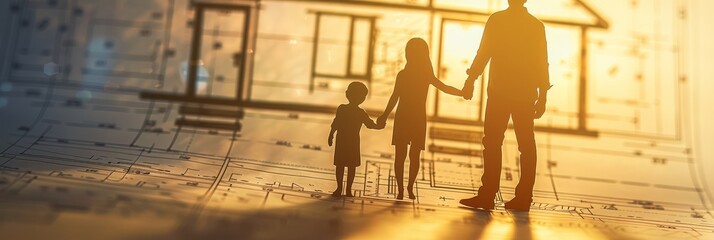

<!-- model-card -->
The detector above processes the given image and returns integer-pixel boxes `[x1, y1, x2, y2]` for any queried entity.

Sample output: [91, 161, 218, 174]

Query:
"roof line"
[575, 0, 610, 29]
[242, 0, 607, 28]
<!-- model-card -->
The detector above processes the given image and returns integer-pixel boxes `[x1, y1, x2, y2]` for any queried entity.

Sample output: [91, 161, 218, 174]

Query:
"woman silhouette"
[377, 38, 463, 199]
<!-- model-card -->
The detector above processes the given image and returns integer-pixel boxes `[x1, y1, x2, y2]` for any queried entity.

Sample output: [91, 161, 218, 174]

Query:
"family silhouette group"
[327, 0, 550, 211]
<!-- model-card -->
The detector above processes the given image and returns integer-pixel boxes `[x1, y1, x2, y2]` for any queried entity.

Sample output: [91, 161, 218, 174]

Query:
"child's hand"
[328, 136, 334, 146]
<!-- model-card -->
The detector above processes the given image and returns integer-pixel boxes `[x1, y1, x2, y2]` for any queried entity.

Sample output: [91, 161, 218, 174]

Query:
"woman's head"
[404, 38, 435, 75]
[346, 81, 368, 105]
[405, 38, 429, 66]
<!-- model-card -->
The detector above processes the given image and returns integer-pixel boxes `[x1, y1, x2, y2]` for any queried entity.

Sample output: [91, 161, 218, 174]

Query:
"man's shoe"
[504, 197, 532, 211]
[459, 196, 495, 210]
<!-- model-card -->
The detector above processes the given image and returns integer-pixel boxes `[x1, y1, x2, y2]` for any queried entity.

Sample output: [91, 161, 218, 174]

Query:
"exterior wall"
[249, 1, 432, 112]
[248, 0, 583, 129]
[3, 0, 172, 91]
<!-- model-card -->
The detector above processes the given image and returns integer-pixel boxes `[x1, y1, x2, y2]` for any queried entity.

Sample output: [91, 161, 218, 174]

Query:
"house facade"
[142, 0, 608, 136]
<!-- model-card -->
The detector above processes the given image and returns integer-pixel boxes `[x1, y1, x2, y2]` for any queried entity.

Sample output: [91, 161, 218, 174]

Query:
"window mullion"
[346, 16, 355, 77]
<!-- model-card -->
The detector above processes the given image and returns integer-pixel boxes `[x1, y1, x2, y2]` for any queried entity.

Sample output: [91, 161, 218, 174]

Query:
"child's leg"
[345, 167, 356, 197]
[333, 166, 344, 196]
[407, 146, 422, 199]
[394, 144, 408, 198]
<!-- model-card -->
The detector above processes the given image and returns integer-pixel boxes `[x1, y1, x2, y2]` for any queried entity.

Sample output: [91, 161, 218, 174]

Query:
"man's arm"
[463, 16, 496, 100]
[534, 24, 550, 119]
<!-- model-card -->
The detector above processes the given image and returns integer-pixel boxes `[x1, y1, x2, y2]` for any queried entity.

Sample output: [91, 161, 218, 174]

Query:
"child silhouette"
[377, 38, 463, 200]
[328, 82, 382, 197]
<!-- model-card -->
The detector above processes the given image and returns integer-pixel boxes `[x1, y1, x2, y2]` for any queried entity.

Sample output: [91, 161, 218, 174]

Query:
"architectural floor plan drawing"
[0, 0, 713, 239]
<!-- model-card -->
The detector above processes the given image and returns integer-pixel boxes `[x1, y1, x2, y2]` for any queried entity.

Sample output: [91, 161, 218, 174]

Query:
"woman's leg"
[407, 146, 421, 199]
[333, 166, 344, 196]
[394, 144, 408, 199]
[346, 167, 356, 197]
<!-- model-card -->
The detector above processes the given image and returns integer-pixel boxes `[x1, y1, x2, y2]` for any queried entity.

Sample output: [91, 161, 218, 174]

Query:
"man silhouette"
[459, 0, 550, 211]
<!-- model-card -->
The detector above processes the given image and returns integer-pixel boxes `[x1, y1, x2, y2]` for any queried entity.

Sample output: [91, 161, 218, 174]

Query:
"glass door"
[185, 5, 250, 101]
[197, 9, 246, 99]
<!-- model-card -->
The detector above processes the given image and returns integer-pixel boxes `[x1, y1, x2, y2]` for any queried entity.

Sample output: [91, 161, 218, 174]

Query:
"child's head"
[405, 38, 434, 75]
[345, 82, 368, 105]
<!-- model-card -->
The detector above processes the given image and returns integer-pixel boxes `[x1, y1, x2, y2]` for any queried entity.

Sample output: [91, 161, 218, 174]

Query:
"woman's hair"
[404, 38, 435, 77]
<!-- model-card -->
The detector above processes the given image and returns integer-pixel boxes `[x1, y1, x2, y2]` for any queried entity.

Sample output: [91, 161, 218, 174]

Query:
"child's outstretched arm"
[363, 115, 381, 130]
[429, 76, 463, 97]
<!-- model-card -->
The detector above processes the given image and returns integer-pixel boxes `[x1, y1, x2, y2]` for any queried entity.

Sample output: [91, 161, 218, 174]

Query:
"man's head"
[508, 0, 527, 6]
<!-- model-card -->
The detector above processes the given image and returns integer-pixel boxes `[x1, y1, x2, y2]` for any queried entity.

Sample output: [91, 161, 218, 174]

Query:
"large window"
[435, 18, 584, 132]
[311, 12, 375, 92]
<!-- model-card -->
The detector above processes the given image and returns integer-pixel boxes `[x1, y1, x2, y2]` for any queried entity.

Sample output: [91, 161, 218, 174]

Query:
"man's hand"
[462, 69, 478, 100]
[462, 82, 474, 100]
[534, 98, 546, 119]
[328, 136, 334, 147]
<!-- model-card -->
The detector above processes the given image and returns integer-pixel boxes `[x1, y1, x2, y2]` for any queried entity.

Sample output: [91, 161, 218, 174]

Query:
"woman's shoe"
[332, 188, 342, 197]
[396, 188, 404, 200]
[408, 189, 416, 200]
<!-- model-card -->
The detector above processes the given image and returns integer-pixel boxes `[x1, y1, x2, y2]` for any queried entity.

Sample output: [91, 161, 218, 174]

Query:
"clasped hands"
[460, 68, 547, 119]
[376, 114, 388, 129]
[461, 68, 477, 100]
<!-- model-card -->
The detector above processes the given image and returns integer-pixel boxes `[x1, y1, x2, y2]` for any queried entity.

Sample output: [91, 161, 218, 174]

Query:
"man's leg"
[461, 98, 510, 209]
[507, 101, 537, 210]
[478, 98, 510, 198]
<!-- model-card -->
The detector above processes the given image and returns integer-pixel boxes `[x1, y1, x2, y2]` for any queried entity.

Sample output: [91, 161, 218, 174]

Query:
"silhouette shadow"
[167, 194, 404, 240]
[511, 211, 534, 240]
[438, 208, 494, 239]
[459, 0, 549, 211]
[377, 38, 463, 199]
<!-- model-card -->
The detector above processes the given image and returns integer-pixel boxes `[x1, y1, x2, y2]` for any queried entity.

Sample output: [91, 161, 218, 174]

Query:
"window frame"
[309, 11, 377, 93]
